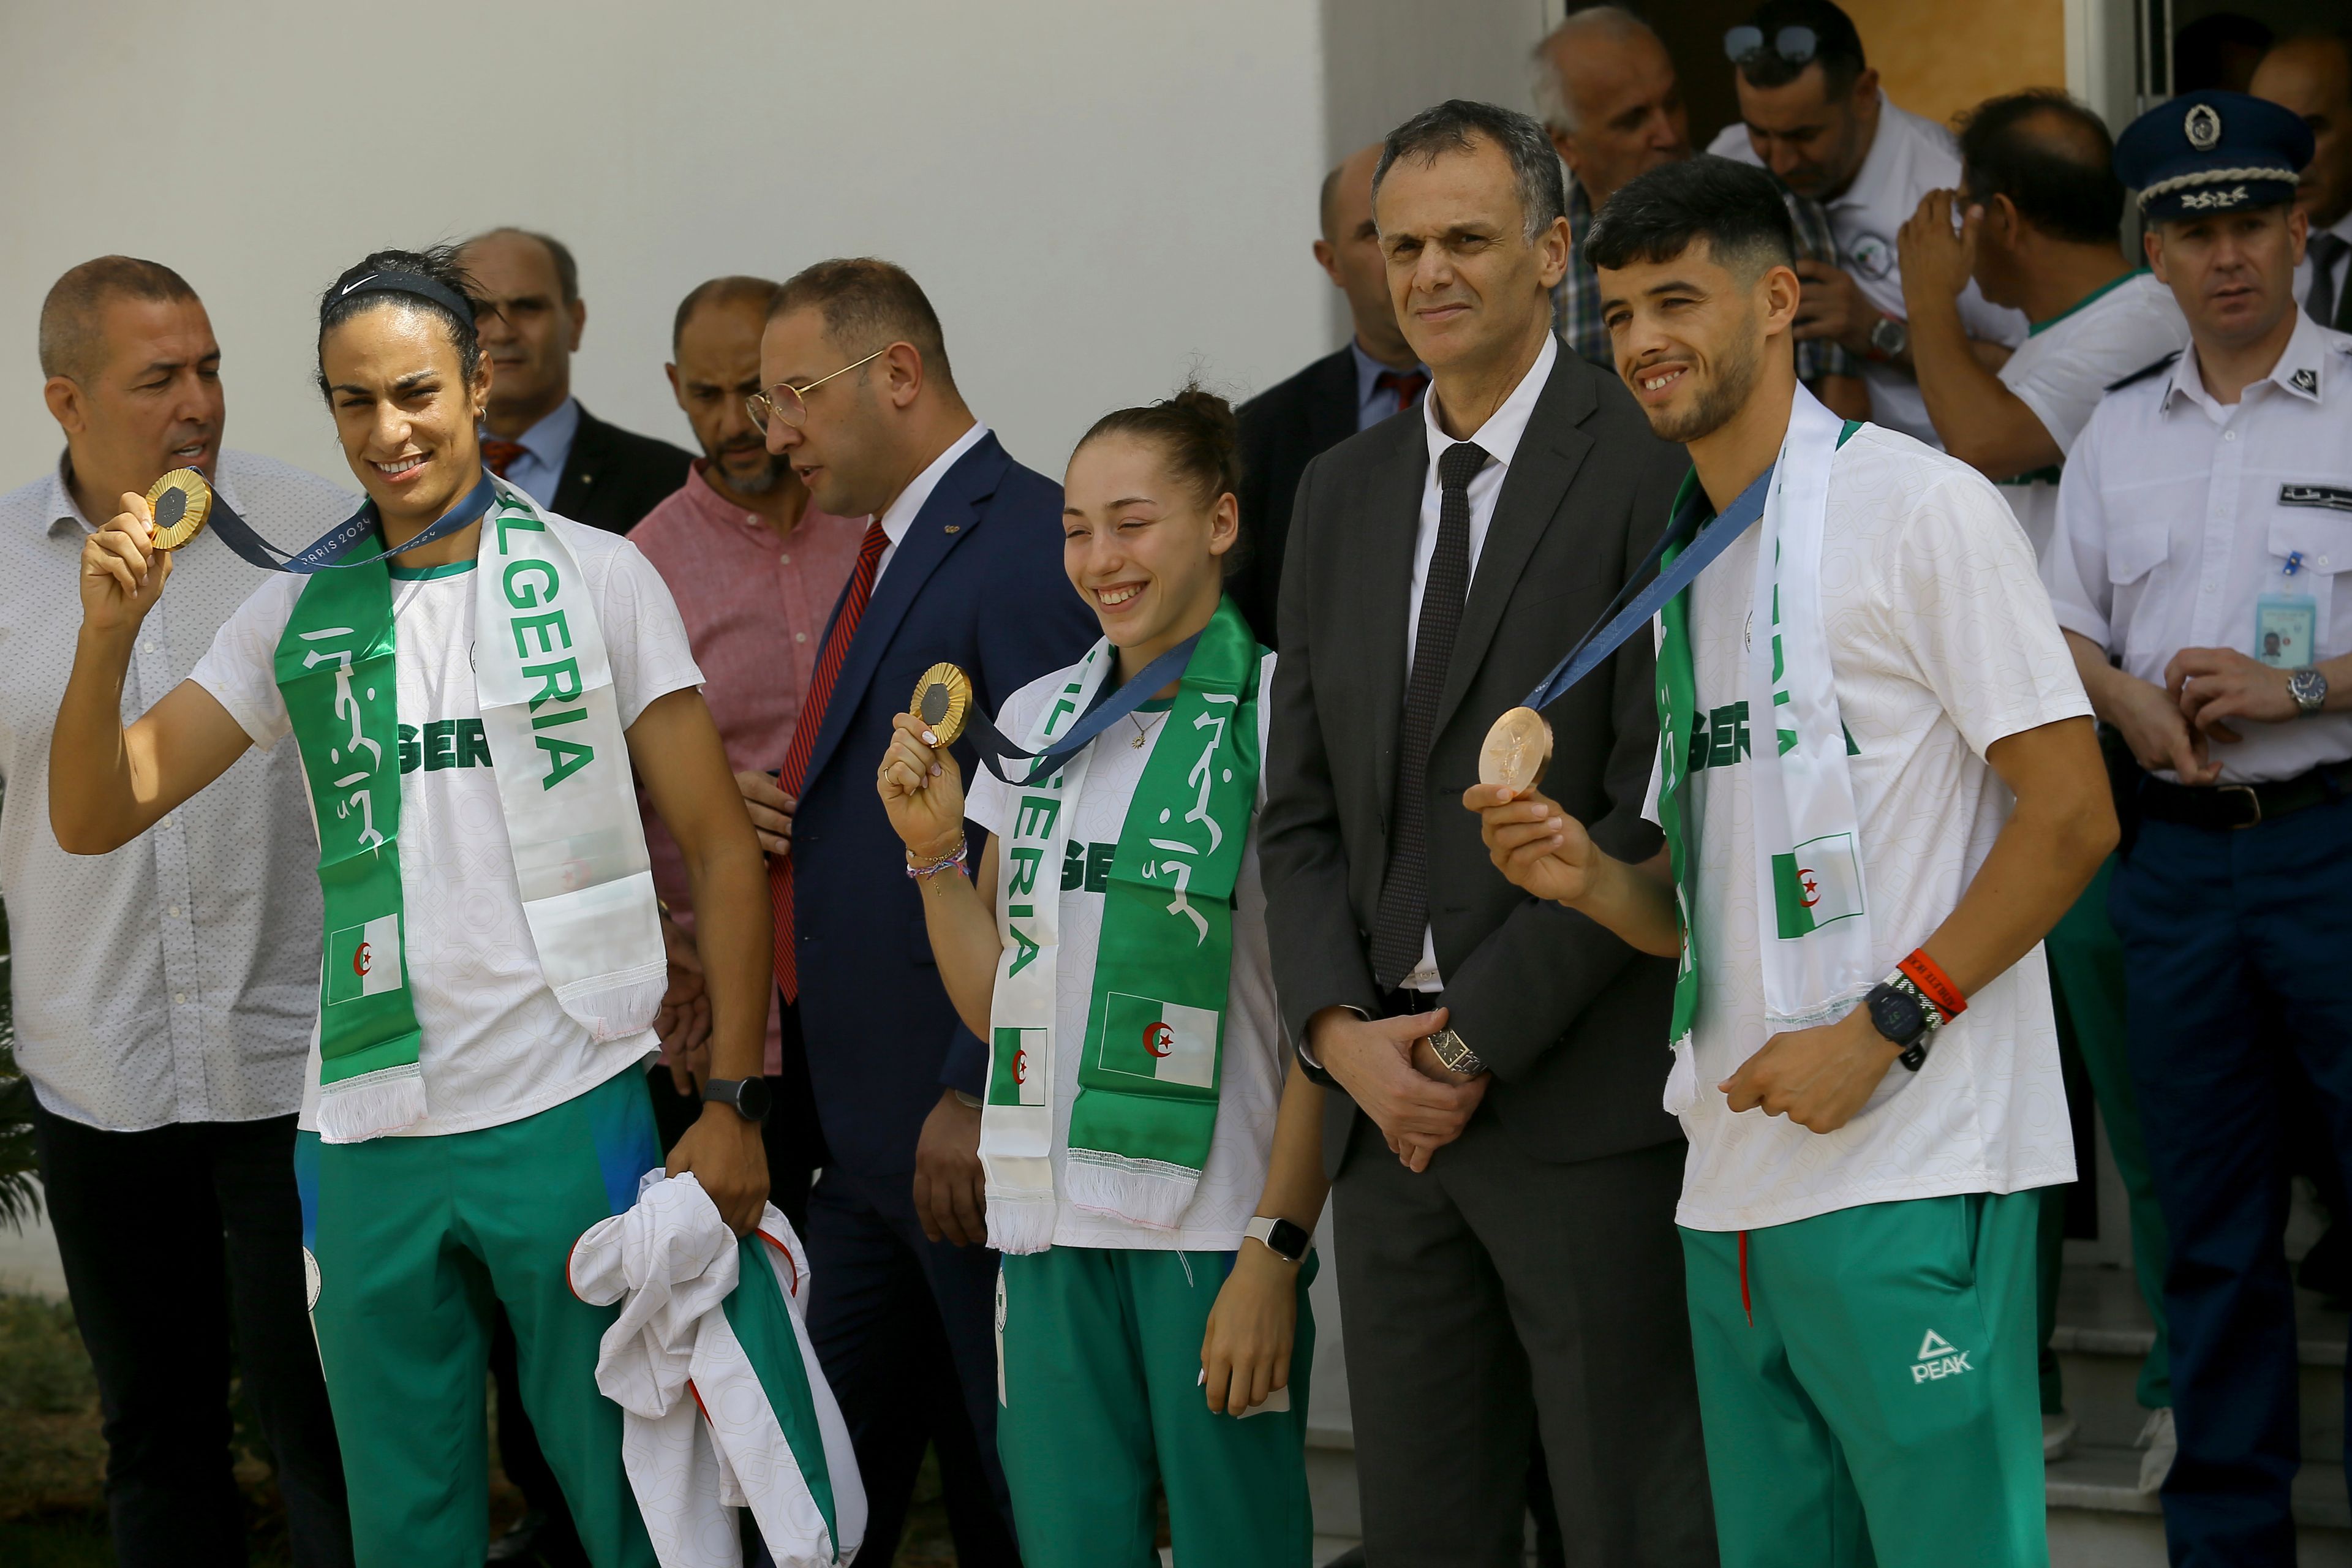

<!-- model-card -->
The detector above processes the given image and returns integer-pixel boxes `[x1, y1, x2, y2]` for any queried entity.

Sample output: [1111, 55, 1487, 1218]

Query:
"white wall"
[0, 1, 1336, 495]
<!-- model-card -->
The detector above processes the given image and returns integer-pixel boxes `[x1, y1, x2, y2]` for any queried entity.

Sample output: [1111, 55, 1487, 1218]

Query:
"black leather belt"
[2136, 758, 2352, 831]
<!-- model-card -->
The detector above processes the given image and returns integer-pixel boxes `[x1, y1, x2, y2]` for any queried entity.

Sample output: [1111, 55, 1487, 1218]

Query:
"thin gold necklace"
[1128, 709, 1168, 748]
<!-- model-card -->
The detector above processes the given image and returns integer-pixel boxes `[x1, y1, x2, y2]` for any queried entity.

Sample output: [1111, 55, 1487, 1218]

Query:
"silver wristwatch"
[1425, 1028, 1487, 1077]
[1868, 314, 1909, 363]
[2289, 666, 2329, 715]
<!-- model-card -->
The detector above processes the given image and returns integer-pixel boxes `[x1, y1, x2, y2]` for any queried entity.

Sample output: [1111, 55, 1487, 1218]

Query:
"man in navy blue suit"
[746, 257, 1095, 1563]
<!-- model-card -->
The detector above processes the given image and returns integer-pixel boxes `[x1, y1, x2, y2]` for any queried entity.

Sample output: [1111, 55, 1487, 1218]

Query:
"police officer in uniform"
[2045, 89, 2352, 1564]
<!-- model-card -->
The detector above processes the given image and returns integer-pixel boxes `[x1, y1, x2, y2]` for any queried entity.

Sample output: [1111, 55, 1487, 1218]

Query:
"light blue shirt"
[488, 396, 580, 508]
[1351, 341, 1427, 432]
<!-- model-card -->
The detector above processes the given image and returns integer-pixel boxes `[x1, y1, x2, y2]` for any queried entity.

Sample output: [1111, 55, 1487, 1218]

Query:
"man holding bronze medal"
[1469, 156, 2114, 1566]
[1255, 100, 1711, 1564]
[747, 257, 1095, 1562]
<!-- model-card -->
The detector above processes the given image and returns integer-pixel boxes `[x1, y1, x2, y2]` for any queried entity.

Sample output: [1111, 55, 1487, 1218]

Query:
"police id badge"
[2256, 592, 2317, 668]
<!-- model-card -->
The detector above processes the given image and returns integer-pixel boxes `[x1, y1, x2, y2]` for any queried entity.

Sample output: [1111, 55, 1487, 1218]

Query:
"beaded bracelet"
[905, 840, 970, 881]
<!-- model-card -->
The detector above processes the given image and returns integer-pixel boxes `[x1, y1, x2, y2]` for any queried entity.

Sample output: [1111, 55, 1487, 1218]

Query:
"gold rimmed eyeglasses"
[747, 344, 894, 434]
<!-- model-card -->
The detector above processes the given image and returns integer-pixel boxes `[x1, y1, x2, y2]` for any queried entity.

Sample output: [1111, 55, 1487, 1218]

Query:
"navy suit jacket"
[789, 431, 1098, 1178]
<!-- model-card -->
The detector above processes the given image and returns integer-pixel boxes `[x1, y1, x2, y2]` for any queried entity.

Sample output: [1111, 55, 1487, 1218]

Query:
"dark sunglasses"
[1724, 24, 1819, 67]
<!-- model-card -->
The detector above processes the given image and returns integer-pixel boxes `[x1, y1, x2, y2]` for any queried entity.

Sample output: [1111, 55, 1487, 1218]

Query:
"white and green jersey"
[1644, 427, 2088, 1231]
[190, 516, 703, 1136]
[964, 654, 1283, 1251]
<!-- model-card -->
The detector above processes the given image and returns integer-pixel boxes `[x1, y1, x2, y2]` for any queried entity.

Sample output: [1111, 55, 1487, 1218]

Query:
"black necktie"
[1370, 439, 1489, 990]
[2308, 233, 2350, 331]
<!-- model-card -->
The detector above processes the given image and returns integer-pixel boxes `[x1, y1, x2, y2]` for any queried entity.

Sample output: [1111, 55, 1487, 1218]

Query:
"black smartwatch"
[1864, 982, 1932, 1072]
[702, 1077, 772, 1124]
[1245, 1216, 1311, 1265]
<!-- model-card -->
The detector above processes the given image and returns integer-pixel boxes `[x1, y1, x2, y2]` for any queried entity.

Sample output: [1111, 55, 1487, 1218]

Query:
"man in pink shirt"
[633, 275, 866, 1232]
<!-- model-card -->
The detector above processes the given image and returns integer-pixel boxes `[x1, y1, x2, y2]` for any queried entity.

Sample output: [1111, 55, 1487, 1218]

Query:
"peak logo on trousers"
[1911, 1329, 1973, 1382]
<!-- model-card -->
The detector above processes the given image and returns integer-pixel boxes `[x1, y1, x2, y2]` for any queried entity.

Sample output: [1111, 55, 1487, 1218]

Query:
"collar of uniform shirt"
[1422, 330, 1557, 468]
[2162, 307, 2335, 415]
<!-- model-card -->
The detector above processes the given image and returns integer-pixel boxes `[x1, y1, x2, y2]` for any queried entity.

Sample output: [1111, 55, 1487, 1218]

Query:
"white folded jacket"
[570, 1172, 866, 1568]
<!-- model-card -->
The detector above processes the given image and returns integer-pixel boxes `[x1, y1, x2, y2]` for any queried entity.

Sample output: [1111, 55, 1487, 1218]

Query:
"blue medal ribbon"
[1514, 463, 1774, 714]
[963, 632, 1204, 786]
[202, 470, 500, 575]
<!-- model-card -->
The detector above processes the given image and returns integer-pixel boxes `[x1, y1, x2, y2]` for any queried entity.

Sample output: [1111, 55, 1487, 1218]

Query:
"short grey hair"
[1374, 100, 1569, 245]
[1529, 6, 1663, 135]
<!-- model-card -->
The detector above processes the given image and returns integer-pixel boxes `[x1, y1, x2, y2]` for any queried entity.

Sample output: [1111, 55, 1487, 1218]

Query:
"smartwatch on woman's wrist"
[1245, 1216, 1310, 1265]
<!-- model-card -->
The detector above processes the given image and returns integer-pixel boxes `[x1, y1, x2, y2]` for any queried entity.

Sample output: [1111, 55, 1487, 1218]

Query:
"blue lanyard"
[963, 633, 1203, 786]
[1516, 464, 1774, 712]
[202, 472, 500, 575]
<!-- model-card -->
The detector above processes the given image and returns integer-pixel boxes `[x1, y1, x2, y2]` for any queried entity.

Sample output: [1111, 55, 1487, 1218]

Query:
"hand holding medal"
[78, 480, 194, 634]
[878, 663, 974, 872]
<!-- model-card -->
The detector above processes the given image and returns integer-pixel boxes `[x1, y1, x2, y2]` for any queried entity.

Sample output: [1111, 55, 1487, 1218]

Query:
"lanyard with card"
[2255, 550, 2318, 669]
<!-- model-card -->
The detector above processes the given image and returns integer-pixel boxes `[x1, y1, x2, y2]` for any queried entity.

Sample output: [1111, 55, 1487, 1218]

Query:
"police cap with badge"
[2114, 88, 2315, 223]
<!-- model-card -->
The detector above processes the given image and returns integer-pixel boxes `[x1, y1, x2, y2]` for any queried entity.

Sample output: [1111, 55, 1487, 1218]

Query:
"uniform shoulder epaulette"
[2105, 352, 2180, 393]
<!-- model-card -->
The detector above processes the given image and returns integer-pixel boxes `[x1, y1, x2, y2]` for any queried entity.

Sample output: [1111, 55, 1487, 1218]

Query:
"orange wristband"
[1898, 949, 1966, 1022]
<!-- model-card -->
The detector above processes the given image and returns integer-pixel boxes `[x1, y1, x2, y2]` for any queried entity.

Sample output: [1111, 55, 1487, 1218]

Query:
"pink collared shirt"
[631, 461, 867, 1072]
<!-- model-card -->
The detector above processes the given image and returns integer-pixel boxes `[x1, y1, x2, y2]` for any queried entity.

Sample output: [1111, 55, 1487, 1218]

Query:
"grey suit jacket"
[1259, 344, 1692, 1175]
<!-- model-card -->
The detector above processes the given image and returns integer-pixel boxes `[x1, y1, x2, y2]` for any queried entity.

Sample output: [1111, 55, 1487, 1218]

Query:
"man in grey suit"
[1259, 100, 1716, 1567]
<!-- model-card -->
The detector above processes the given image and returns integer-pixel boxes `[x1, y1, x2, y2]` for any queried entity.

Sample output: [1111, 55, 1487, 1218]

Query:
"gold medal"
[910, 663, 973, 747]
[1479, 706, 1553, 794]
[143, 468, 213, 552]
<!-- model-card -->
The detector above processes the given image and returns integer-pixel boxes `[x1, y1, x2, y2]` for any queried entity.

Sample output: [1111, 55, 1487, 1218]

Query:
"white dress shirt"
[1397, 331, 1558, 990]
[873, 421, 989, 586]
[0, 451, 357, 1129]
[2045, 312, 2352, 783]
[1711, 97, 2029, 446]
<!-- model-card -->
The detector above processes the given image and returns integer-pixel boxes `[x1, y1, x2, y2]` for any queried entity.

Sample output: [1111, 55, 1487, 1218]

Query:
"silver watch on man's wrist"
[1425, 1028, 1486, 1077]
[2289, 666, 2329, 715]
[1868, 314, 1909, 363]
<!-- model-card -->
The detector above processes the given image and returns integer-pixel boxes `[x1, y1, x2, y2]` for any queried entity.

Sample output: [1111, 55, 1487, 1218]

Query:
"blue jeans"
[2108, 792, 2352, 1566]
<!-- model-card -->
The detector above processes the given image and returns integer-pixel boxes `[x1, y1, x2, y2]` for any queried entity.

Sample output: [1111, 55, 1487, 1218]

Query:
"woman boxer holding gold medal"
[876, 386, 1327, 1566]
[50, 247, 781, 1567]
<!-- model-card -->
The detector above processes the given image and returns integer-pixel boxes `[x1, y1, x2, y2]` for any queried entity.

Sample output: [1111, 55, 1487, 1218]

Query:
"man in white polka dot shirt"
[0, 257, 357, 1567]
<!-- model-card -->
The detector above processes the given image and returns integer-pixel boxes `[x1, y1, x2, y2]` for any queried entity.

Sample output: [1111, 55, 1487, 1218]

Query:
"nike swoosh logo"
[341, 274, 378, 295]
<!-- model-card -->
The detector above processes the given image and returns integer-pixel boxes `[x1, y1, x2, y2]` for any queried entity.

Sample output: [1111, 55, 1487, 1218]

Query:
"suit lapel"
[1359, 428, 1428, 830]
[551, 405, 608, 519]
[801, 434, 1007, 791]
[1434, 356, 1596, 736]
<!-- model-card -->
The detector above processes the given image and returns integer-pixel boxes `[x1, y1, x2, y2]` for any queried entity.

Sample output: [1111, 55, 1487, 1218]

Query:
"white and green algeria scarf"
[979, 598, 1264, 1254]
[277, 478, 667, 1143]
[1655, 387, 1874, 1103]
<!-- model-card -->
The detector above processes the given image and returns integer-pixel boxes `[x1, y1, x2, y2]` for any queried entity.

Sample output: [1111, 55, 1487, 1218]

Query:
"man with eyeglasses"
[744, 257, 1095, 1564]
[1706, 0, 2027, 449]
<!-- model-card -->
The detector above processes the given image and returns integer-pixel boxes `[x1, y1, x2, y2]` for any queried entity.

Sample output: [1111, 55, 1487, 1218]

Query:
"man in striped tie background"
[745, 257, 1096, 1566]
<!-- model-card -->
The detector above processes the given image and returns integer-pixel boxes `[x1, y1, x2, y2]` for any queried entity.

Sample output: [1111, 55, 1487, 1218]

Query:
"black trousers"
[1332, 1110, 1717, 1568]
[31, 1102, 352, 1568]
[491, 995, 826, 1560]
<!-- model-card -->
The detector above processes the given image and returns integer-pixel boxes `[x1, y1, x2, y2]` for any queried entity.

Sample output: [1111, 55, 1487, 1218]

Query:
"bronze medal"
[144, 468, 213, 552]
[1479, 706, 1553, 794]
[910, 663, 973, 747]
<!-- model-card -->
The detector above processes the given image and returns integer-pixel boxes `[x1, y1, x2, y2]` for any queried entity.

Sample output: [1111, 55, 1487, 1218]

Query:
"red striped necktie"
[1374, 369, 1429, 414]
[769, 518, 891, 1003]
[480, 438, 527, 477]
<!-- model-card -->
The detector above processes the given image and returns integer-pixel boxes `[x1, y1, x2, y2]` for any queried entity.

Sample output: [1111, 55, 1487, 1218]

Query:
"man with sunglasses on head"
[744, 257, 1095, 1564]
[1708, 0, 2027, 450]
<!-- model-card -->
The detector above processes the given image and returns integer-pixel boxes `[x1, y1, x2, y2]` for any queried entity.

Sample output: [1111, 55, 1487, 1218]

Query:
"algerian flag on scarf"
[1654, 386, 1874, 1104]
[980, 598, 1264, 1254]
[277, 477, 666, 1142]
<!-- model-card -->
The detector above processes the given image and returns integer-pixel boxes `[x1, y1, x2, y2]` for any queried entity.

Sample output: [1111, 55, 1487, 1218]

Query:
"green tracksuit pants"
[2037, 859, 2173, 1412]
[995, 1245, 1316, 1568]
[1682, 1191, 2047, 1568]
[294, 1065, 658, 1568]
